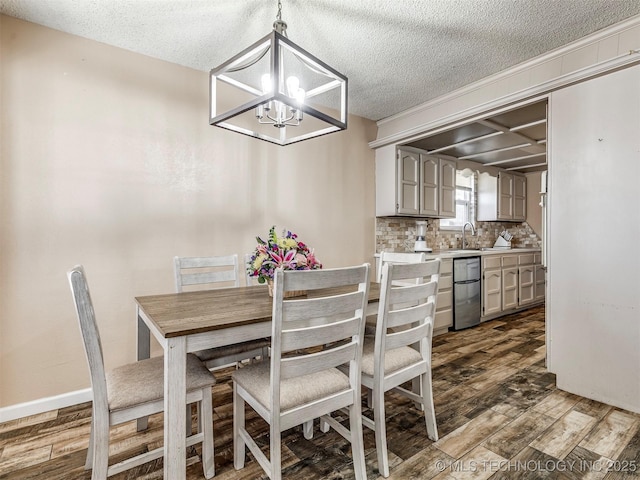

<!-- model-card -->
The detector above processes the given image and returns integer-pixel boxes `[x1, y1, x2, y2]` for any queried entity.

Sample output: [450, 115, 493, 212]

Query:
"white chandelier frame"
[210, 30, 348, 146]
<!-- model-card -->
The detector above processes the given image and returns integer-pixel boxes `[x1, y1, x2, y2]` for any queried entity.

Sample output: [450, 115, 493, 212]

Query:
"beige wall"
[0, 15, 377, 407]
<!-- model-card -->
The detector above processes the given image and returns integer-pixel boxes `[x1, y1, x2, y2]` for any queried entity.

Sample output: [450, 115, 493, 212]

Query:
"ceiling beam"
[484, 152, 546, 166]
[506, 162, 548, 170]
[459, 142, 531, 160]
[425, 131, 503, 154]
[478, 119, 546, 153]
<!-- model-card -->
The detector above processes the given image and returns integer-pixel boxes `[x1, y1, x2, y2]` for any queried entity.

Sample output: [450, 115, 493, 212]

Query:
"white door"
[548, 64, 640, 412]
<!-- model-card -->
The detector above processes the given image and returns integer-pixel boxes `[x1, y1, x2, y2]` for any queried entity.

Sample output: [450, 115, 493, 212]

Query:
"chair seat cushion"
[232, 361, 350, 411]
[194, 338, 270, 362]
[360, 338, 423, 377]
[106, 354, 215, 412]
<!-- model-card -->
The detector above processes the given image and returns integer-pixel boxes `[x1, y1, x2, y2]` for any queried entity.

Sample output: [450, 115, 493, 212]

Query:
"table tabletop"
[136, 282, 381, 338]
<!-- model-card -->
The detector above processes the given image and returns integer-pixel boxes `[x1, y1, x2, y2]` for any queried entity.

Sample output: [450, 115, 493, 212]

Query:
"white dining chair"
[232, 264, 371, 480]
[68, 265, 216, 479]
[376, 251, 428, 283]
[366, 251, 427, 332]
[363, 259, 440, 477]
[174, 255, 270, 369]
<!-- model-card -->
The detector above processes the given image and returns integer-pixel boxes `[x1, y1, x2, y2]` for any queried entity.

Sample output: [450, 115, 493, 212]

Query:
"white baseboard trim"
[0, 388, 92, 423]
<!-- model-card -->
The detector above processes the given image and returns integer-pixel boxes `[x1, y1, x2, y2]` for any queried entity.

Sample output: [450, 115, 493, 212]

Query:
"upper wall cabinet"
[376, 146, 456, 218]
[478, 171, 527, 222]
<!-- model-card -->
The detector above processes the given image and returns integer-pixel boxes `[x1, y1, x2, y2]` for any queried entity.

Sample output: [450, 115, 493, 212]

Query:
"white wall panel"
[548, 64, 640, 413]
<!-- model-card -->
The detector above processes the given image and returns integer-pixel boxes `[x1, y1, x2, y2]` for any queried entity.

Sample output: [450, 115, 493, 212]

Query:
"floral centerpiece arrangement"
[247, 226, 322, 295]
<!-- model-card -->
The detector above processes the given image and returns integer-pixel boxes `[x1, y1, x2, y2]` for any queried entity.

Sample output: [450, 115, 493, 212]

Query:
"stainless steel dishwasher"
[452, 257, 481, 330]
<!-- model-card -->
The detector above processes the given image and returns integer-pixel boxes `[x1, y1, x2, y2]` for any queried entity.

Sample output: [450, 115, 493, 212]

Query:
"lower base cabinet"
[482, 256, 502, 317]
[434, 258, 453, 333]
[502, 267, 519, 311]
[481, 251, 544, 321]
[501, 255, 519, 311]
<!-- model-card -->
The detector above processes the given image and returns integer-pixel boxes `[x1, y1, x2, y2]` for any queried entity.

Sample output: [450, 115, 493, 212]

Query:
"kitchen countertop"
[375, 247, 541, 260]
[425, 247, 540, 259]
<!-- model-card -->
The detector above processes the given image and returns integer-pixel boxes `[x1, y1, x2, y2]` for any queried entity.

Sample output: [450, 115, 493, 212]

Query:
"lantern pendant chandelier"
[209, 0, 348, 146]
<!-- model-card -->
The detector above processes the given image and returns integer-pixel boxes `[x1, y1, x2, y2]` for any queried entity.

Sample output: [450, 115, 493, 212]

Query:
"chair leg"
[85, 414, 95, 470]
[411, 377, 424, 410]
[269, 423, 282, 480]
[366, 387, 373, 409]
[421, 371, 438, 441]
[373, 385, 390, 477]
[348, 398, 367, 480]
[90, 413, 110, 480]
[200, 388, 215, 479]
[303, 420, 314, 439]
[233, 382, 246, 470]
[319, 416, 330, 433]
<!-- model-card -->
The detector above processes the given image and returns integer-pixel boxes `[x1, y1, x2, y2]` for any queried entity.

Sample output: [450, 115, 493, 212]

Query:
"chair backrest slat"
[283, 293, 365, 323]
[283, 267, 367, 291]
[67, 266, 108, 411]
[280, 341, 357, 379]
[174, 254, 240, 292]
[386, 300, 436, 330]
[385, 322, 431, 351]
[387, 281, 438, 306]
[281, 316, 360, 352]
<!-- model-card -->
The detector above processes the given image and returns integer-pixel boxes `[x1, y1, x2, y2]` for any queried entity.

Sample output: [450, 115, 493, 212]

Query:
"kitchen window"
[440, 170, 475, 230]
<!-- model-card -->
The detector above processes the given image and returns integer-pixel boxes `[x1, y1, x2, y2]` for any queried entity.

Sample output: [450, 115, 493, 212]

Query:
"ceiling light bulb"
[286, 76, 300, 97]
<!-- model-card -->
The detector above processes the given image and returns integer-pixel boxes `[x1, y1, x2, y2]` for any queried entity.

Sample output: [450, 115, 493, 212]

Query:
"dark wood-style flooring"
[2, 306, 640, 479]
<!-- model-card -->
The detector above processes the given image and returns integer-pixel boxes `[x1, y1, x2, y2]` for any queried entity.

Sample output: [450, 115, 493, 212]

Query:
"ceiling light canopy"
[209, 0, 348, 146]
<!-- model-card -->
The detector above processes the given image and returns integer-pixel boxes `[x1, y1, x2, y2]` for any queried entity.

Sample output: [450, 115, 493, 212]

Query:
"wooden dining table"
[135, 282, 381, 480]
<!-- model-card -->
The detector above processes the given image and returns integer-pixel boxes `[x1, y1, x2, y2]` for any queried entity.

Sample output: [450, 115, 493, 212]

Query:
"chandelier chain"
[273, 0, 288, 37]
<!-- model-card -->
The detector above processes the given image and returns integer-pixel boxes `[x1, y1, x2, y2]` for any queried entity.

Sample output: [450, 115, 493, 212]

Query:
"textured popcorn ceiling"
[1, 0, 639, 121]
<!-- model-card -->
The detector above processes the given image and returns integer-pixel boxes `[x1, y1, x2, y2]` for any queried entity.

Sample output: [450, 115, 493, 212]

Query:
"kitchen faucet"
[462, 222, 476, 249]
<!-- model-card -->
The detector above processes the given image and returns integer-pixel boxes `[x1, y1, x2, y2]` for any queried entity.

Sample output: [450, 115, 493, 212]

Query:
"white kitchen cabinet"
[375, 146, 456, 218]
[481, 251, 543, 320]
[518, 265, 535, 305]
[514, 174, 527, 220]
[438, 158, 457, 217]
[421, 155, 439, 215]
[482, 256, 502, 318]
[434, 258, 453, 333]
[477, 171, 527, 222]
[396, 149, 420, 214]
[518, 253, 536, 306]
[502, 267, 519, 310]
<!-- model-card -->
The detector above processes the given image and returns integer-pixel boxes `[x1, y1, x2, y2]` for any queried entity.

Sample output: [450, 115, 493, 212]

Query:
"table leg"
[137, 308, 151, 431]
[165, 336, 187, 480]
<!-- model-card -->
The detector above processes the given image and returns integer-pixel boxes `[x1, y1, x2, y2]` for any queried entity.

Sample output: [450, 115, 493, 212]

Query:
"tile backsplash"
[376, 217, 541, 252]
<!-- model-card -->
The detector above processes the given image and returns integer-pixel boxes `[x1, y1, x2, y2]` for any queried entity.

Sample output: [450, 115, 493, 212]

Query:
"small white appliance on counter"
[414, 220, 432, 253]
